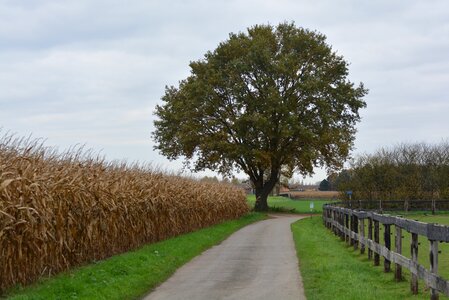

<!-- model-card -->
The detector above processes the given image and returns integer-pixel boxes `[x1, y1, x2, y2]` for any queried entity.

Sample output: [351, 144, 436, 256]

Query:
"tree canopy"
[153, 22, 367, 211]
[334, 142, 449, 201]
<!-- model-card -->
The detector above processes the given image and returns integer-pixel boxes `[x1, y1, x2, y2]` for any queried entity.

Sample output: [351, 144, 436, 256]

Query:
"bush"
[335, 142, 449, 200]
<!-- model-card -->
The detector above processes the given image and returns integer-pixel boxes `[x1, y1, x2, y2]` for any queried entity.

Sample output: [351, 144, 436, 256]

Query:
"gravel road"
[144, 214, 306, 300]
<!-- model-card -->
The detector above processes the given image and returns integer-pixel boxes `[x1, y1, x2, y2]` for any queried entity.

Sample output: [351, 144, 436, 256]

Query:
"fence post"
[359, 217, 365, 254]
[329, 209, 333, 229]
[345, 213, 350, 244]
[337, 210, 340, 239]
[334, 210, 338, 234]
[374, 220, 380, 266]
[384, 224, 391, 272]
[368, 217, 373, 260]
[353, 215, 359, 250]
[395, 226, 402, 281]
[329, 209, 335, 233]
[411, 233, 419, 294]
[350, 214, 354, 246]
[334, 207, 339, 236]
[340, 211, 345, 241]
[430, 240, 439, 300]
[334, 208, 340, 236]
[323, 207, 326, 225]
[334, 210, 338, 236]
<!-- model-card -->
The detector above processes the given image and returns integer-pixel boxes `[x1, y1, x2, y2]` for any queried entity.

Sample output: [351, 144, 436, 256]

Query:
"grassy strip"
[292, 217, 433, 300]
[5, 213, 265, 300]
[247, 195, 333, 213]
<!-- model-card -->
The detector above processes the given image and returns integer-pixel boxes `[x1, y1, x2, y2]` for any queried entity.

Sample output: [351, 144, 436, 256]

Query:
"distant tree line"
[331, 142, 449, 200]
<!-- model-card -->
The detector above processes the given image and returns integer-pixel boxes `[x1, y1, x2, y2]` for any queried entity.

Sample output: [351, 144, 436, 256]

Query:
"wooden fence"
[323, 203, 449, 300]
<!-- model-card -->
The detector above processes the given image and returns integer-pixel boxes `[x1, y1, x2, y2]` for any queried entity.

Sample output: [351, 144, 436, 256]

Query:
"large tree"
[153, 23, 367, 211]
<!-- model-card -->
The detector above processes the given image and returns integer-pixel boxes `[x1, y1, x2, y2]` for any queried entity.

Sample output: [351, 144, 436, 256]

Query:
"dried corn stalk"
[0, 132, 249, 292]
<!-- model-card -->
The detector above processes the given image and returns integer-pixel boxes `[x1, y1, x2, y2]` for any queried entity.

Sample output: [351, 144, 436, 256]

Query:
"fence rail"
[323, 203, 449, 300]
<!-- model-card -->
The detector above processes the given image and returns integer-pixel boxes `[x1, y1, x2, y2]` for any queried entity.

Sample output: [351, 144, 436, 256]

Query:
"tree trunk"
[253, 172, 279, 212]
[254, 188, 270, 211]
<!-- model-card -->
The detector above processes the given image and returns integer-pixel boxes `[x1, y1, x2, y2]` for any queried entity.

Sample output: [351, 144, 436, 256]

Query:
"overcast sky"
[1, 0, 448, 183]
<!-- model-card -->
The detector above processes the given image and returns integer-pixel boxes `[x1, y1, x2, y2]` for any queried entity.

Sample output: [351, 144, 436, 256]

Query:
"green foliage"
[5, 213, 265, 300]
[153, 22, 367, 210]
[329, 169, 350, 191]
[335, 142, 449, 200]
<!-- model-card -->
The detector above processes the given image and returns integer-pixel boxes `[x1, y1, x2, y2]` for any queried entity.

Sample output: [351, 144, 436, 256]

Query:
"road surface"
[144, 214, 306, 300]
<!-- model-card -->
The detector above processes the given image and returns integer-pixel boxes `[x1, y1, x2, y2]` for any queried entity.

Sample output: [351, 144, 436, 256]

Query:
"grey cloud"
[1, 0, 449, 182]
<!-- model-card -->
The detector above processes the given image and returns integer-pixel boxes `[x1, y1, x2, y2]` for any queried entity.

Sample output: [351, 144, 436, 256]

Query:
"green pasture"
[4, 213, 265, 300]
[359, 212, 449, 281]
[375, 213, 449, 284]
[247, 194, 333, 213]
[295, 213, 449, 299]
[293, 217, 434, 299]
[399, 212, 449, 224]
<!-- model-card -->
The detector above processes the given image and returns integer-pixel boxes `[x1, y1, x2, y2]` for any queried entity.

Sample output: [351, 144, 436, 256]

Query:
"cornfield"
[0, 132, 249, 292]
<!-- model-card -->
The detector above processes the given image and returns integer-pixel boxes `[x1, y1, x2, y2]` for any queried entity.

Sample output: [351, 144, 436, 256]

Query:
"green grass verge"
[292, 217, 441, 300]
[4, 213, 265, 300]
[247, 195, 333, 213]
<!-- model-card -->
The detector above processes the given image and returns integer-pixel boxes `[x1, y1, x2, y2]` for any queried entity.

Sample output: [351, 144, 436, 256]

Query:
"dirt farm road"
[144, 214, 306, 300]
